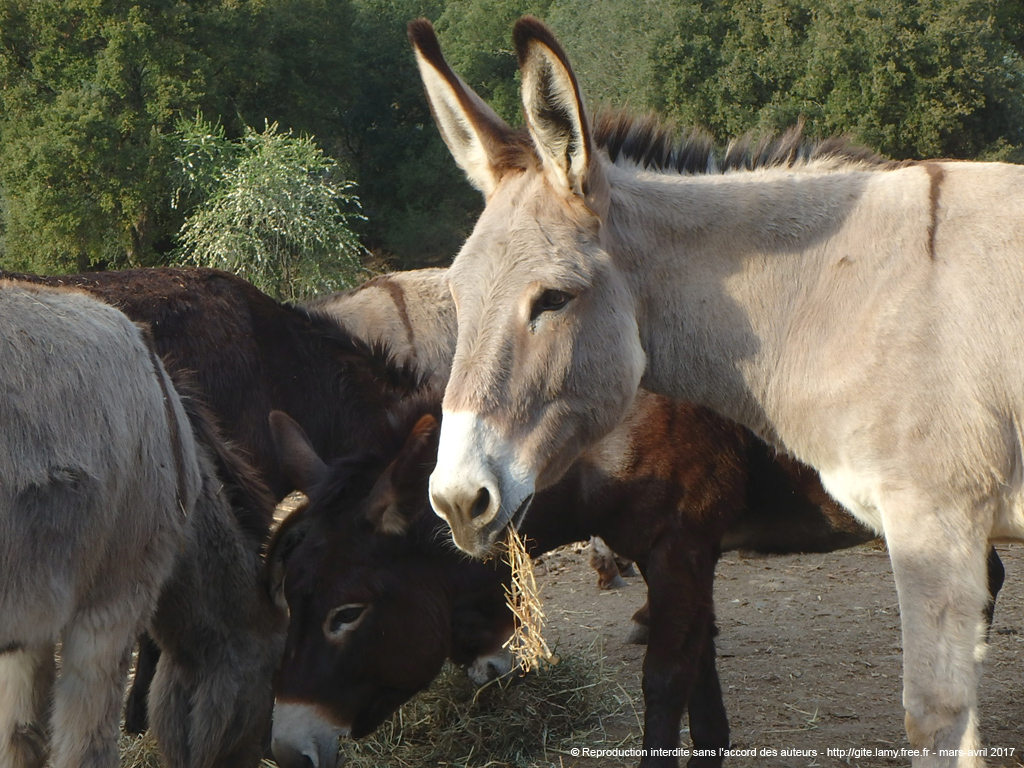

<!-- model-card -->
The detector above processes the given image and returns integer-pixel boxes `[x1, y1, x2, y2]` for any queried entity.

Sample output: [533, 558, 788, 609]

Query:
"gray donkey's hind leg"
[0, 644, 54, 768]
[49, 615, 137, 768]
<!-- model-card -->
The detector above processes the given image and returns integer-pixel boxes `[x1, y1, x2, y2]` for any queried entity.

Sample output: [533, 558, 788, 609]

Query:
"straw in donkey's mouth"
[501, 525, 553, 674]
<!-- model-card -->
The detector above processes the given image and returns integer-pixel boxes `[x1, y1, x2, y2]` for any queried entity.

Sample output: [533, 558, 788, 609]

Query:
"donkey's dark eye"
[530, 289, 573, 321]
[326, 604, 366, 636]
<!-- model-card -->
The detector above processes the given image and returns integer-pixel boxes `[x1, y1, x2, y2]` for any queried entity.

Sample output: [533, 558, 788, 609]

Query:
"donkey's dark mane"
[172, 376, 277, 546]
[590, 110, 899, 175]
[494, 110, 899, 179]
[295, 303, 432, 397]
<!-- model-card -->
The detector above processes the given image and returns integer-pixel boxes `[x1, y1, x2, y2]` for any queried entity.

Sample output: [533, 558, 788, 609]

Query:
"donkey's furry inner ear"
[514, 16, 606, 211]
[366, 414, 440, 536]
[409, 18, 517, 197]
[269, 410, 328, 495]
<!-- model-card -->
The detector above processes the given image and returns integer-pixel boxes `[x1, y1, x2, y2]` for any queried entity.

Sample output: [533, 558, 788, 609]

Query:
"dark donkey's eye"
[325, 604, 367, 637]
[530, 289, 574, 321]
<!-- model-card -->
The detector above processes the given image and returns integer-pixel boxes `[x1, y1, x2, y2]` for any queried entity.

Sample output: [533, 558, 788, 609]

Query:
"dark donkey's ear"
[269, 410, 328, 495]
[365, 414, 440, 536]
[266, 501, 314, 610]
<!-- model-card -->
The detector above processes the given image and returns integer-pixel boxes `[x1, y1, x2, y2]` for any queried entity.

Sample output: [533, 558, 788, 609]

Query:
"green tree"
[173, 118, 367, 301]
[0, 0, 358, 274]
[435, 0, 553, 124]
[543, 0, 679, 113]
[0, 1, 205, 271]
[333, 0, 483, 267]
[649, 0, 1024, 159]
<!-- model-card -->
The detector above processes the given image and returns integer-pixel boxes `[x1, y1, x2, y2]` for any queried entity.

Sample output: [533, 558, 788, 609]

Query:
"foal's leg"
[589, 536, 627, 589]
[627, 600, 652, 645]
[639, 540, 722, 768]
[124, 634, 161, 734]
[0, 644, 53, 768]
[685, 623, 728, 768]
[881, 495, 991, 768]
[149, 653, 194, 768]
[50, 616, 136, 768]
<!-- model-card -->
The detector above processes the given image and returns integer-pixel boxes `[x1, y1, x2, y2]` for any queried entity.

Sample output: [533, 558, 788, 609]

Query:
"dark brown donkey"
[0, 267, 435, 734]
[269, 398, 1007, 768]
[265, 394, 890, 768]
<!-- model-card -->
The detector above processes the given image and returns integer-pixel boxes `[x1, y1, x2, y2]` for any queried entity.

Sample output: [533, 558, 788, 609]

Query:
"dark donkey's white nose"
[272, 702, 347, 768]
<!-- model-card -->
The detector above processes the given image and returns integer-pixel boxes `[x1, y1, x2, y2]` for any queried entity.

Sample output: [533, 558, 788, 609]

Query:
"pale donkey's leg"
[49, 614, 137, 768]
[0, 644, 54, 768]
[880, 489, 993, 768]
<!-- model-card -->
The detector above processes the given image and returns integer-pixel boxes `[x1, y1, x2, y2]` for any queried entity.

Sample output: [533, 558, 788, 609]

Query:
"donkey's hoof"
[626, 621, 650, 645]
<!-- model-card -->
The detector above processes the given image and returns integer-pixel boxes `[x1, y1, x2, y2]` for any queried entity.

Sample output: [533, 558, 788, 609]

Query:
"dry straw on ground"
[118, 732, 163, 768]
[343, 643, 632, 768]
[118, 732, 278, 768]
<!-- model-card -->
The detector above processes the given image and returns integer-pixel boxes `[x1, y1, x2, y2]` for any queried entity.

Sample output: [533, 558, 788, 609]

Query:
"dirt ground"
[533, 542, 1024, 768]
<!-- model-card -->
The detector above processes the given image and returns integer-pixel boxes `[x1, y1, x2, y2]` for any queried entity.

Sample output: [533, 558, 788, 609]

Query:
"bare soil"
[533, 542, 1024, 768]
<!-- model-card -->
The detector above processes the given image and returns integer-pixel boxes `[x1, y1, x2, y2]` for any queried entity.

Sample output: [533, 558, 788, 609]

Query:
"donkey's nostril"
[470, 487, 491, 519]
[272, 740, 318, 768]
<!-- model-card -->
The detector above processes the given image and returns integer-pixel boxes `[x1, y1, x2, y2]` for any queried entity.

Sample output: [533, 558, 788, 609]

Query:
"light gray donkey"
[310, 268, 631, 588]
[0, 281, 200, 768]
[412, 17, 1024, 768]
[0, 280, 284, 768]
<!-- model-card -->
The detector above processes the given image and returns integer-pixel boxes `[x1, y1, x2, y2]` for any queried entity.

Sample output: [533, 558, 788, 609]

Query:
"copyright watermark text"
[565, 745, 1017, 760]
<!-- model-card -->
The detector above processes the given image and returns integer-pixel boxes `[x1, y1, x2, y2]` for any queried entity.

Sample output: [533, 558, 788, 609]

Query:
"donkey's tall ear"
[269, 410, 328, 495]
[409, 18, 517, 197]
[366, 414, 440, 536]
[514, 16, 608, 214]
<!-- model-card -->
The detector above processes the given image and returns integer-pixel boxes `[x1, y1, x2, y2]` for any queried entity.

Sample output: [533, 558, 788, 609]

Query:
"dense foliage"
[1, 0, 1022, 276]
[172, 117, 366, 300]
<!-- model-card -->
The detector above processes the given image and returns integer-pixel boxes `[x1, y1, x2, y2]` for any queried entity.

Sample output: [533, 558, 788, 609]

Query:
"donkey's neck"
[606, 164, 883, 454]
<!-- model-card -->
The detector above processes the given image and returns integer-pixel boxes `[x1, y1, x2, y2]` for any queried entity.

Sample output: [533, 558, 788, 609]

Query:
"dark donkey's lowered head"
[266, 402, 504, 768]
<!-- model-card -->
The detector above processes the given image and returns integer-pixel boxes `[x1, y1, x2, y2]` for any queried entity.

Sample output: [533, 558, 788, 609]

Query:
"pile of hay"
[342, 644, 635, 768]
[118, 732, 278, 768]
[118, 732, 163, 768]
[118, 645, 636, 768]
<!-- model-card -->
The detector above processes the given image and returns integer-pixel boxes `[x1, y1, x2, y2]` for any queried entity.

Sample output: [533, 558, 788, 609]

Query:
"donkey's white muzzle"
[272, 701, 348, 768]
[430, 411, 536, 557]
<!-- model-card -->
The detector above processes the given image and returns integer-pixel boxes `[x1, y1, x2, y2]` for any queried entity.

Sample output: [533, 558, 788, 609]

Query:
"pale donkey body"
[411, 17, 1024, 768]
[311, 269, 457, 386]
